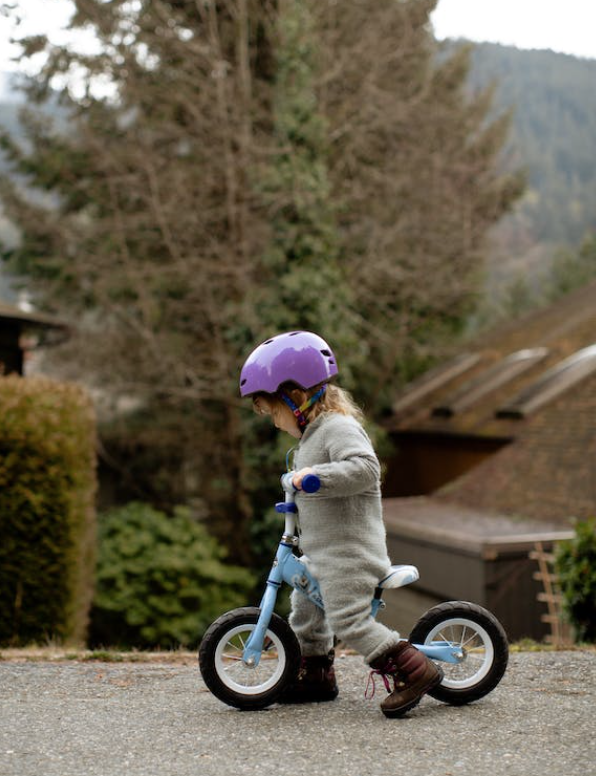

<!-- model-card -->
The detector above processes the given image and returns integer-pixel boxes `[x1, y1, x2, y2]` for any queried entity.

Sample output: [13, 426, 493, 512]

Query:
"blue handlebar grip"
[301, 474, 321, 493]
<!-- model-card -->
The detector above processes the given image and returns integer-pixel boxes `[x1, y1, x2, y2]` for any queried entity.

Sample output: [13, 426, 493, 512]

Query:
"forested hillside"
[0, 104, 21, 153]
[466, 43, 596, 291]
[0, 97, 19, 295]
[2, 41, 596, 300]
[0, 88, 56, 294]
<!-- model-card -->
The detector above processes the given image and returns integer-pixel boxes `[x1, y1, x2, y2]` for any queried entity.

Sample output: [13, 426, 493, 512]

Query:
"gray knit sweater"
[294, 412, 391, 582]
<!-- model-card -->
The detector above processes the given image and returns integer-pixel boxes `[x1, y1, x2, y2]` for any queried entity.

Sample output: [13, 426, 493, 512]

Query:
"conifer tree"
[245, 0, 358, 372]
[0, 0, 276, 557]
[313, 0, 524, 406]
[0, 0, 522, 553]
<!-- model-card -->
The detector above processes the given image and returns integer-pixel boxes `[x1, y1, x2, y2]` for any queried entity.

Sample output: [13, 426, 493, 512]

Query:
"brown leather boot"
[368, 641, 443, 717]
[278, 649, 339, 704]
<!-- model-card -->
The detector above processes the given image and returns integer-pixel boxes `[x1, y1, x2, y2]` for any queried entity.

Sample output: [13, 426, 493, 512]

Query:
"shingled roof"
[386, 280, 596, 527]
[0, 302, 69, 340]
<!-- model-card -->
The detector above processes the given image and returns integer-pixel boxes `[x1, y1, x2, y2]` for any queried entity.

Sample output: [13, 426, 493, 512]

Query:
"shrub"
[555, 518, 596, 643]
[89, 502, 256, 649]
[0, 375, 97, 646]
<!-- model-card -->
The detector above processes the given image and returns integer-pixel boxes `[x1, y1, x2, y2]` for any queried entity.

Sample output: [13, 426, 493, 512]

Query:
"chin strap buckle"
[279, 385, 327, 431]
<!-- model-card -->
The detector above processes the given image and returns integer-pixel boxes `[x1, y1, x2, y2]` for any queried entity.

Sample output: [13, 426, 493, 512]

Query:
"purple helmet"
[239, 331, 338, 397]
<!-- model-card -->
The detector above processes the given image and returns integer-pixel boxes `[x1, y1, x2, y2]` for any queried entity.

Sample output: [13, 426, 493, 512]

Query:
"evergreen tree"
[0, 0, 521, 556]
[0, 0, 276, 559]
[313, 0, 524, 406]
[246, 0, 358, 370]
[546, 235, 596, 301]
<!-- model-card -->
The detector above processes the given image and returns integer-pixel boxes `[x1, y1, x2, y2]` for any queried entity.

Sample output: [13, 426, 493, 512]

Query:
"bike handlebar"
[280, 472, 321, 494]
[301, 474, 321, 493]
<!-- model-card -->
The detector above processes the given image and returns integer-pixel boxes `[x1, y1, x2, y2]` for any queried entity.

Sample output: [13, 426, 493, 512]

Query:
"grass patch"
[510, 638, 596, 652]
[1, 642, 594, 663]
[0, 647, 196, 664]
[510, 639, 556, 652]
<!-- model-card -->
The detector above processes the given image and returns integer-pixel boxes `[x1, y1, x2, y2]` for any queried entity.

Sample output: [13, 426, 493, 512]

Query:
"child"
[239, 330, 442, 717]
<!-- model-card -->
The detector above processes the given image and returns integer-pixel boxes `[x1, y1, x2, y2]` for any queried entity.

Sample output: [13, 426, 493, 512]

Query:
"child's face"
[254, 396, 301, 439]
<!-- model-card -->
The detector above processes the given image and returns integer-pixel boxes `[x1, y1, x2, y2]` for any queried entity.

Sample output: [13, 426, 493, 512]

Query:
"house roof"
[386, 280, 596, 525]
[383, 497, 573, 557]
[389, 280, 596, 438]
[0, 302, 70, 346]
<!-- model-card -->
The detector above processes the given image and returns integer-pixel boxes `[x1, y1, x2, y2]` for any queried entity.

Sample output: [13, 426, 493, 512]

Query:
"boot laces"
[364, 660, 407, 700]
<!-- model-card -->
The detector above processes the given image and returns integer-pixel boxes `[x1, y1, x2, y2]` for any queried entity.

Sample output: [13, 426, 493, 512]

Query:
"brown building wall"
[383, 432, 510, 497]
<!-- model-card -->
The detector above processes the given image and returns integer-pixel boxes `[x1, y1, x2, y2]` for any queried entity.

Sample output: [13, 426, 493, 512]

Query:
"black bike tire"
[198, 606, 301, 710]
[409, 601, 509, 706]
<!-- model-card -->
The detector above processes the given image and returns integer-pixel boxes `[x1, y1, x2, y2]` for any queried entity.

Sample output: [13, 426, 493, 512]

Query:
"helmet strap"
[279, 385, 327, 433]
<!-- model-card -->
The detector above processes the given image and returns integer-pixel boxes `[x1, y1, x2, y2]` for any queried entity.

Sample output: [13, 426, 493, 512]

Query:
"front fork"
[241, 573, 283, 667]
[242, 538, 324, 667]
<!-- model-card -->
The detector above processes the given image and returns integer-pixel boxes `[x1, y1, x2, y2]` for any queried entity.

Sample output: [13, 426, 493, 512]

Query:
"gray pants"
[289, 569, 401, 664]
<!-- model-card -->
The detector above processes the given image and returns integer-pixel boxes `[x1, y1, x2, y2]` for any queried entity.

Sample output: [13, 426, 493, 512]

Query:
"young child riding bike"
[239, 330, 442, 717]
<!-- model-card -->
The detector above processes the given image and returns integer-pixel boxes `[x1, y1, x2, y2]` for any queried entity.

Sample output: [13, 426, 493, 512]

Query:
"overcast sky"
[0, 0, 595, 81]
[432, 0, 596, 59]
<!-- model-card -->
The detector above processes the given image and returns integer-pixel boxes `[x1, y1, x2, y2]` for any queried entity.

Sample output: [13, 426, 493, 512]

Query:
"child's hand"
[292, 467, 316, 490]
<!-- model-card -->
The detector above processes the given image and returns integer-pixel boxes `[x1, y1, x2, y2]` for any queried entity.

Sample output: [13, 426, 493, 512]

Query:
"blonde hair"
[253, 382, 364, 424]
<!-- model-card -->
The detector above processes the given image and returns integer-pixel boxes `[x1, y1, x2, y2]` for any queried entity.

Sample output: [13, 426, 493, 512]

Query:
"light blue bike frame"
[242, 474, 463, 668]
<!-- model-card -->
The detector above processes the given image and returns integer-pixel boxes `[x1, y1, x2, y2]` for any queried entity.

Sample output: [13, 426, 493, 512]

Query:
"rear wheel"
[409, 601, 509, 705]
[199, 607, 301, 710]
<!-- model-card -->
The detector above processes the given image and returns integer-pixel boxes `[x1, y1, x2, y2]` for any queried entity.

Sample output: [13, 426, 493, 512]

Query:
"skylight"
[496, 344, 596, 419]
[432, 348, 549, 418]
[392, 353, 480, 415]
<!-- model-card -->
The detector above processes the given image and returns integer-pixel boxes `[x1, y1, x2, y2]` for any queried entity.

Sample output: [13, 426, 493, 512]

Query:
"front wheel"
[409, 601, 509, 706]
[198, 607, 301, 710]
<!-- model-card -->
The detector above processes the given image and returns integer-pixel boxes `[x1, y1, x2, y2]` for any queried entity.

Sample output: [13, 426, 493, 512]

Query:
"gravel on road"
[1, 650, 594, 776]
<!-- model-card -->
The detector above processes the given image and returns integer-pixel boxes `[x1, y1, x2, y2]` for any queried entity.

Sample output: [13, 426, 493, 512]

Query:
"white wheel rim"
[214, 624, 286, 695]
[424, 617, 494, 689]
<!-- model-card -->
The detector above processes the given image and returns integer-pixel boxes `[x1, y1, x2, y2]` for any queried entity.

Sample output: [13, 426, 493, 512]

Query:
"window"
[496, 344, 596, 419]
[432, 348, 549, 418]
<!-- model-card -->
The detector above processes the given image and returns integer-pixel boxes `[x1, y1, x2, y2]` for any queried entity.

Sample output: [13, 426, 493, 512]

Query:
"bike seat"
[377, 565, 419, 589]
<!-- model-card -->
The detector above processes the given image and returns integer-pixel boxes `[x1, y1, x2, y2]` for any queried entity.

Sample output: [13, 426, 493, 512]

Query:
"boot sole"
[277, 689, 339, 705]
[381, 665, 444, 719]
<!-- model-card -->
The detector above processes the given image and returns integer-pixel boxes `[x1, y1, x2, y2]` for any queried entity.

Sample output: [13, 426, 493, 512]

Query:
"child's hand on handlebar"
[292, 467, 317, 490]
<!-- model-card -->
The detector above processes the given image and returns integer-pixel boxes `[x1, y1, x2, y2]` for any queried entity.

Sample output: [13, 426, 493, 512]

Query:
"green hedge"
[0, 375, 97, 646]
[555, 518, 596, 643]
[90, 502, 256, 649]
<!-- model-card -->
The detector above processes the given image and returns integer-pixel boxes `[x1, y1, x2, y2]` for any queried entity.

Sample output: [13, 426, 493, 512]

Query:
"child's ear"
[289, 387, 307, 406]
[253, 395, 270, 415]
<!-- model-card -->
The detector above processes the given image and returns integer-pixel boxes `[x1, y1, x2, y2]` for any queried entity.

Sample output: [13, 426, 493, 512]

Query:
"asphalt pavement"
[1, 650, 595, 776]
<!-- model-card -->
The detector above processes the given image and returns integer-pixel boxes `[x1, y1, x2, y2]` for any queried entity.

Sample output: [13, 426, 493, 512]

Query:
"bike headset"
[239, 331, 339, 433]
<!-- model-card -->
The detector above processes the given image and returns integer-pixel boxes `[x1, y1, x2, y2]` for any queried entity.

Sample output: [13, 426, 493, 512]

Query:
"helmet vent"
[321, 349, 331, 356]
[240, 378, 247, 386]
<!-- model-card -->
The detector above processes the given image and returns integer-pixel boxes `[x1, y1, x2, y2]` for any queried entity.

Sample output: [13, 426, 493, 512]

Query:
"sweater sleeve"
[310, 416, 380, 497]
